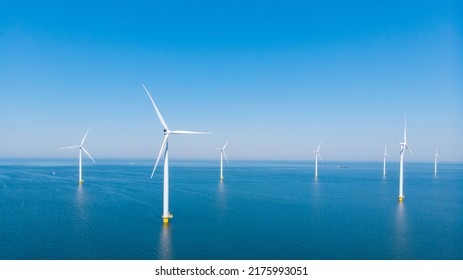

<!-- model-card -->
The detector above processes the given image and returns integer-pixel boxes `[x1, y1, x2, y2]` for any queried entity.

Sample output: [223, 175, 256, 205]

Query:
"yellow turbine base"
[398, 196, 404, 202]
[162, 213, 173, 223]
[220, 177, 224, 180]
[79, 180, 84, 185]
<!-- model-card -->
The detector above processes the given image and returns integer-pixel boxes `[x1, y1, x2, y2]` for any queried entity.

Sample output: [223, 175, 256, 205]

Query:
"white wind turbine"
[383, 146, 390, 176]
[59, 128, 96, 184]
[398, 119, 414, 202]
[143, 84, 210, 224]
[313, 143, 323, 178]
[434, 148, 439, 174]
[215, 139, 229, 181]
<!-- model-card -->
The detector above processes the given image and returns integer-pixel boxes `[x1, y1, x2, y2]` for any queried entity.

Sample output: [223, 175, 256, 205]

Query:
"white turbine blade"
[170, 130, 211, 135]
[82, 147, 96, 163]
[223, 139, 230, 150]
[142, 84, 169, 131]
[318, 152, 324, 163]
[404, 117, 407, 143]
[81, 128, 90, 146]
[406, 145, 415, 158]
[151, 135, 169, 178]
[214, 146, 222, 150]
[317, 142, 321, 152]
[59, 145, 80, 149]
[223, 151, 229, 165]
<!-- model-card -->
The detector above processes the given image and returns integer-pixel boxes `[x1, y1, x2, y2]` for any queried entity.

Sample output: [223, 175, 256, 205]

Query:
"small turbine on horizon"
[383, 146, 390, 176]
[59, 128, 96, 184]
[143, 84, 210, 224]
[215, 139, 229, 181]
[398, 118, 414, 202]
[313, 143, 323, 178]
[434, 148, 439, 175]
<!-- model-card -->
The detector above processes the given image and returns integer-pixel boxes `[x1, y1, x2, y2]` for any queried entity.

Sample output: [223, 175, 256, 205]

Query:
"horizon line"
[0, 157, 462, 164]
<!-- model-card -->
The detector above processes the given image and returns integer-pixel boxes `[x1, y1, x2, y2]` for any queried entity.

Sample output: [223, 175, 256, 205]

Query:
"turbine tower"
[313, 143, 323, 178]
[383, 146, 390, 176]
[143, 84, 210, 224]
[59, 128, 95, 184]
[215, 140, 229, 180]
[398, 119, 414, 202]
[434, 148, 439, 174]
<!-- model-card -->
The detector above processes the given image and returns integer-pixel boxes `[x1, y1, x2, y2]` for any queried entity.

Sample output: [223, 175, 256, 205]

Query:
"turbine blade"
[406, 145, 415, 158]
[142, 84, 169, 131]
[170, 130, 211, 135]
[317, 142, 321, 152]
[214, 146, 222, 150]
[81, 128, 90, 146]
[151, 135, 169, 178]
[82, 147, 96, 163]
[59, 145, 80, 149]
[318, 152, 324, 163]
[223, 151, 229, 165]
[223, 139, 230, 150]
[404, 116, 407, 143]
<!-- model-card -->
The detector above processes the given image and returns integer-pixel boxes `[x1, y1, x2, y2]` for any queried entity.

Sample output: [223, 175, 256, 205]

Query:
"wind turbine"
[143, 84, 210, 224]
[434, 148, 439, 174]
[313, 143, 323, 178]
[383, 146, 390, 176]
[398, 119, 414, 202]
[215, 139, 229, 181]
[59, 128, 96, 184]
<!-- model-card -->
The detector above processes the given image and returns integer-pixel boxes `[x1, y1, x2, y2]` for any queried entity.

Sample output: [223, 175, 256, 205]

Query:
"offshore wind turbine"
[383, 146, 390, 176]
[143, 84, 210, 224]
[215, 139, 229, 181]
[434, 148, 439, 174]
[59, 128, 95, 184]
[398, 119, 414, 202]
[313, 143, 323, 178]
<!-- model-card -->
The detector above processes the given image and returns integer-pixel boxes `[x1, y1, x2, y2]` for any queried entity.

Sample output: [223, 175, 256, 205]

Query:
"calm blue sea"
[0, 159, 462, 260]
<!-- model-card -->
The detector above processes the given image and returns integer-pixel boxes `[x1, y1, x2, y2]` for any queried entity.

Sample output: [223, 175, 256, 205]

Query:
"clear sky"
[0, 0, 461, 162]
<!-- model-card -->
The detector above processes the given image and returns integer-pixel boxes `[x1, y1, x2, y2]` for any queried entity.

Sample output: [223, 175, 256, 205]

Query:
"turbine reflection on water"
[393, 202, 409, 259]
[216, 181, 227, 210]
[159, 223, 172, 260]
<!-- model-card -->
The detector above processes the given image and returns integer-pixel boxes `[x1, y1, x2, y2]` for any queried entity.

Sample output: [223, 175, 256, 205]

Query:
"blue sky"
[0, 0, 461, 162]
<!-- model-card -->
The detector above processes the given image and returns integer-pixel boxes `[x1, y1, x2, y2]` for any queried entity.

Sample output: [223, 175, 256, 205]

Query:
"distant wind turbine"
[434, 148, 439, 174]
[143, 84, 210, 224]
[398, 119, 414, 202]
[215, 140, 229, 181]
[383, 146, 390, 176]
[59, 128, 95, 184]
[314, 143, 323, 178]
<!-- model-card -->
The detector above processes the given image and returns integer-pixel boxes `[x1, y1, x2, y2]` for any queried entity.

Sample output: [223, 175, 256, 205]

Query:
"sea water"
[0, 159, 462, 259]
